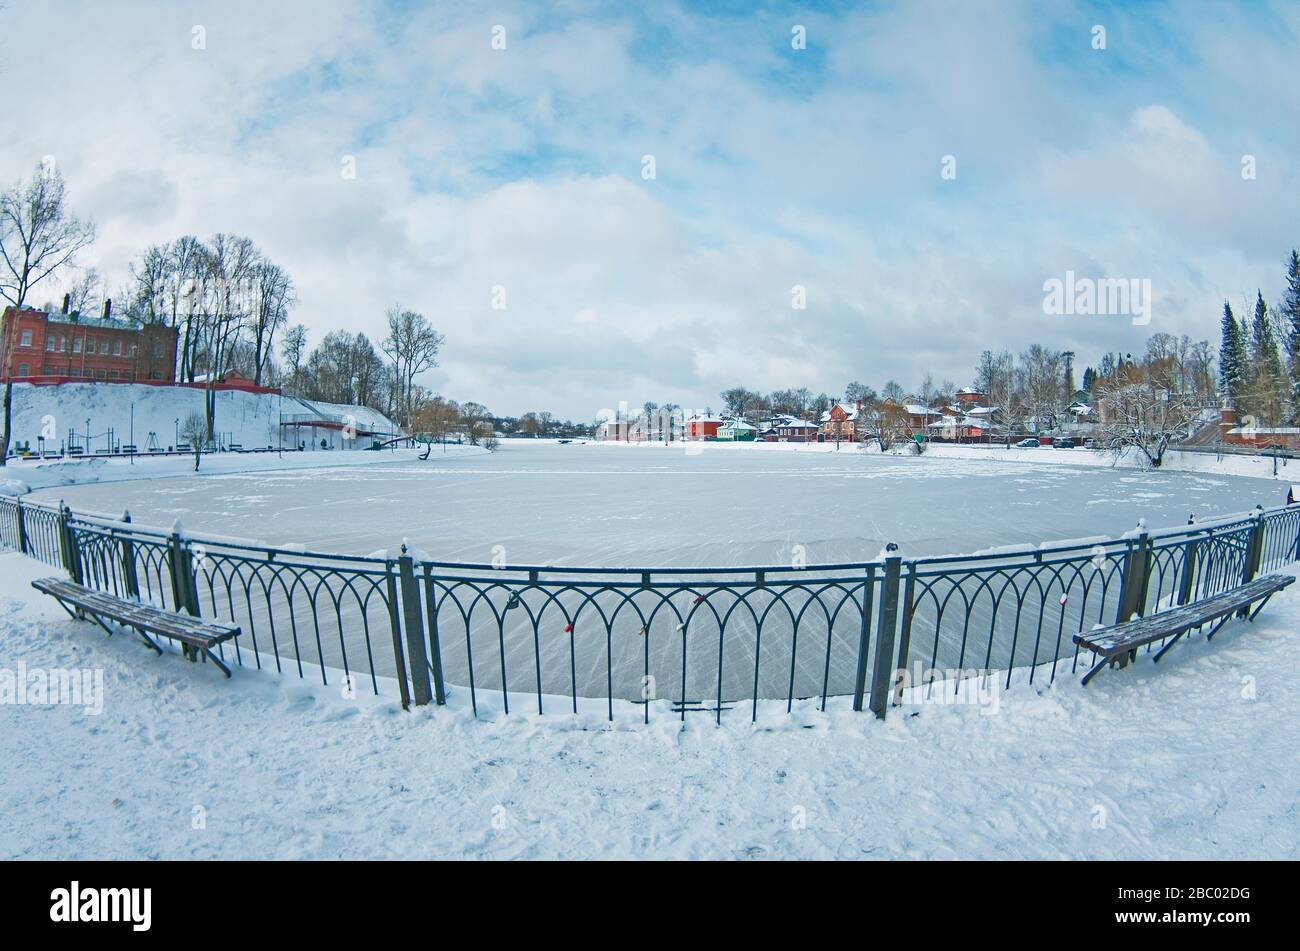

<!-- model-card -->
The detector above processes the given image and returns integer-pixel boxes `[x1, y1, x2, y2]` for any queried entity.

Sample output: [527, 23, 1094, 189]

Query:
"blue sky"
[3, 0, 1298, 417]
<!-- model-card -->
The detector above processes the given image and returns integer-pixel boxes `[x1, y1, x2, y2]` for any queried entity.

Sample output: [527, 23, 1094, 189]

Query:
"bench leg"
[1152, 630, 1187, 663]
[1247, 594, 1275, 623]
[129, 624, 166, 657]
[1204, 615, 1233, 642]
[1081, 652, 1113, 686]
[204, 648, 232, 678]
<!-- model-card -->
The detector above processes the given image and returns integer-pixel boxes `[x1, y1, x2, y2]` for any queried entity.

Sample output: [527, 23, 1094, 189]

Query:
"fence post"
[892, 562, 918, 706]
[1115, 530, 1150, 625]
[58, 503, 83, 585]
[385, 561, 412, 710]
[851, 564, 877, 712]
[14, 497, 27, 554]
[397, 547, 432, 707]
[421, 562, 447, 705]
[119, 510, 140, 600]
[167, 526, 199, 616]
[1242, 510, 1265, 585]
[868, 551, 903, 720]
[1239, 510, 1266, 617]
[1176, 536, 1198, 606]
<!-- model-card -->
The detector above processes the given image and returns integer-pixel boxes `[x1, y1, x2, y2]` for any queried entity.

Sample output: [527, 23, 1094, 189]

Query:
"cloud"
[1, 0, 1297, 418]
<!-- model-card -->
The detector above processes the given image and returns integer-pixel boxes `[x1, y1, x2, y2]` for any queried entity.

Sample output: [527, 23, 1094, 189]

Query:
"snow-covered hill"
[4, 382, 397, 454]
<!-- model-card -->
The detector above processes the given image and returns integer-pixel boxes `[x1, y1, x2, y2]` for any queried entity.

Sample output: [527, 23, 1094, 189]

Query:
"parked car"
[1052, 437, 1076, 448]
[1015, 438, 1039, 448]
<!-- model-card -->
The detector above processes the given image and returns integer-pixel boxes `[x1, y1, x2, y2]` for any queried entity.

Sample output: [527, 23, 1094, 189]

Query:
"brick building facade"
[0, 305, 178, 383]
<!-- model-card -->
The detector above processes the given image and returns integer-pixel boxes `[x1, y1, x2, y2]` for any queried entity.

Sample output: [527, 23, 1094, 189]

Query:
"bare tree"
[0, 164, 96, 465]
[65, 266, 102, 315]
[382, 305, 444, 426]
[858, 398, 910, 452]
[279, 323, 308, 392]
[246, 260, 294, 386]
[180, 410, 207, 471]
[1095, 357, 1197, 468]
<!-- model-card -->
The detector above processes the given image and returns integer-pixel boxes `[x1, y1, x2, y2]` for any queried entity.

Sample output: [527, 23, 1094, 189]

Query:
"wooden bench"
[1073, 573, 1294, 686]
[32, 577, 242, 677]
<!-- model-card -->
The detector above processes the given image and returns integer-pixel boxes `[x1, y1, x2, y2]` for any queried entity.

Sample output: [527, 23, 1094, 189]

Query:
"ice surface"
[32, 441, 1280, 567]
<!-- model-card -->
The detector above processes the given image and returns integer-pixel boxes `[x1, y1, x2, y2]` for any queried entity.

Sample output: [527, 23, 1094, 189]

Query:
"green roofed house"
[715, 418, 757, 441]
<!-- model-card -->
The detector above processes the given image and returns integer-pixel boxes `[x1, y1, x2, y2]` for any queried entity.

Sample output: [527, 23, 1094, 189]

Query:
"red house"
[684, 414, 722, 440]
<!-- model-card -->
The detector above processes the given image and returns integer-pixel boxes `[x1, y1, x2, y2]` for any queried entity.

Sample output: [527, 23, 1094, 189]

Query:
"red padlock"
[564, 623, 573, 633]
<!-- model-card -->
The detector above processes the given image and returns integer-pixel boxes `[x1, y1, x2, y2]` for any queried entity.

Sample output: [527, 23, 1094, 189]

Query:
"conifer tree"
[1282, 250, 1300, 423]
[1248, 291, 1285, 424]
[1219, 301, 1247, 406]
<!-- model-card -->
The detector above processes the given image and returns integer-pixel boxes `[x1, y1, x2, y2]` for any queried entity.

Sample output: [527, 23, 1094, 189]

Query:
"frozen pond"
[34, 443, 1285, 707]
[35, 442, 1278, 566]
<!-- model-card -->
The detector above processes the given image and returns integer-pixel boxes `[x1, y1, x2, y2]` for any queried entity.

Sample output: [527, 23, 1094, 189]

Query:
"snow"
[3, 444, 487, 497]
[3, 548, 1297, 859]
[3, 381, 400, 454]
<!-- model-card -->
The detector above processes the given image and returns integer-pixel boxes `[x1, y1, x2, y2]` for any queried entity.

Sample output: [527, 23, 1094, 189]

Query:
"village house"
[715, 418, 757, 441]
[773, 416, 819, 442]
[820, 402, 859, 440]
[684, 413, 723, 440]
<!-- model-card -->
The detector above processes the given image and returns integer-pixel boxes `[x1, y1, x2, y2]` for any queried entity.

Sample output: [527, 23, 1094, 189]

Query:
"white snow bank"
[3, 549, 1298, 859]
[0, 444, 488, 497]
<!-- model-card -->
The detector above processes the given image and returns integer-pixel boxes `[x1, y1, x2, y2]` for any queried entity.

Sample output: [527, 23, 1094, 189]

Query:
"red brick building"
[0, 305, 178, 383]
[684, 414, 723, 440]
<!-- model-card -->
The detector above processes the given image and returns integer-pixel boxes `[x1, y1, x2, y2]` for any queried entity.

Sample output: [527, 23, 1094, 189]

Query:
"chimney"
[855, 399, 862, 412]
[102, 298, 112, 320]
[62, 293, 71, 315]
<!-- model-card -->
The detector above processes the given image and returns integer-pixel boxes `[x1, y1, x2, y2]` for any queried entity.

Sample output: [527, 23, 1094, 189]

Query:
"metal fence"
[2, 494, 1297, 723]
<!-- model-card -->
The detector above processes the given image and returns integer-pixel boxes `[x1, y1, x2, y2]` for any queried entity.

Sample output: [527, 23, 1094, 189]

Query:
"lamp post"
[174, 417, 179, 451]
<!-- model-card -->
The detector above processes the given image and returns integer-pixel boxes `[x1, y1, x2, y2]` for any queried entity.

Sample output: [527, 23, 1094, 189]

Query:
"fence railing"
[2, 494, 1297, 723]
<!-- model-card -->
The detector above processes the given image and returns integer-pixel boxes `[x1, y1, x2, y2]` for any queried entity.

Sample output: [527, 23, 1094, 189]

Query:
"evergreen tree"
[1282, 250, 1300, 423]
[1219, 301, 1247, 406]
[1248, 291, 1285, 424]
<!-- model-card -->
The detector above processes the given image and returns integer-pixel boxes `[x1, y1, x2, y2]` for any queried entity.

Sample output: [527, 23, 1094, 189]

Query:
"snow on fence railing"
[2, 494, 1298, 723]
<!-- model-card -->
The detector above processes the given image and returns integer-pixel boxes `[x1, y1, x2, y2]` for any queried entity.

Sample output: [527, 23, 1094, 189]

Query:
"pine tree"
[1219, 301, 1247, 406]
[1282, 250, 1300, 423]
[1248, 291, 1285, 424]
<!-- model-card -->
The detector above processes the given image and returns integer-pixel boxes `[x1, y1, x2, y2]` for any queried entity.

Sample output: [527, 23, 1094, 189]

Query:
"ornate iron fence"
[2, 493, 1297, 723]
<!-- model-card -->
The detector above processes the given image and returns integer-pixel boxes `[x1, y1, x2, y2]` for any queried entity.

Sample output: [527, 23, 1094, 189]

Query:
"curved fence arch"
[2, 494, 1296, 724]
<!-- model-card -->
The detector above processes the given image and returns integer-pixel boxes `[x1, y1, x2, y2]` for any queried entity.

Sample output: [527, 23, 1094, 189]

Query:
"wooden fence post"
[397, 548, 432, 707]
[868, 552, 903, 720]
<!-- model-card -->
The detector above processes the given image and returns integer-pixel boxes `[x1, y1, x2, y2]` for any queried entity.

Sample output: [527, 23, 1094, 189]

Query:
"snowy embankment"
[2, 546, 1296, 860]
[0, 445, 488, 498]
[572, 437, 1296, 483]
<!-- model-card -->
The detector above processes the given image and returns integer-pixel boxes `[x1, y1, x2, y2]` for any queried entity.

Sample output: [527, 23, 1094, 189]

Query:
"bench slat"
[32, 577, 240, 648]
[1074, 574, 1294, 657]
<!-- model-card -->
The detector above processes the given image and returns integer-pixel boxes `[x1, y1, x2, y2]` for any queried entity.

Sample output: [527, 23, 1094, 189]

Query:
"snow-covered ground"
[2, 548, 1297, 859]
